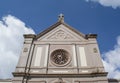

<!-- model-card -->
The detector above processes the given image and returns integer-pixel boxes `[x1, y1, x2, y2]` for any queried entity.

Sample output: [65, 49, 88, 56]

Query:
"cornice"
[13, 72, 108, 77]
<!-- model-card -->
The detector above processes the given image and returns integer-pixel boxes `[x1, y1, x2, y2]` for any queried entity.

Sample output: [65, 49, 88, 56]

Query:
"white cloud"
[0, 15, 35, 79]
[86, 0, 120, 9]
[102, 36, 120, 79]
[0, 15, 120, 80]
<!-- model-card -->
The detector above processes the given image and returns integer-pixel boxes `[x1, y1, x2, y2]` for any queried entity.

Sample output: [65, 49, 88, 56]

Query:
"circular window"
[51, 49, 70, 66]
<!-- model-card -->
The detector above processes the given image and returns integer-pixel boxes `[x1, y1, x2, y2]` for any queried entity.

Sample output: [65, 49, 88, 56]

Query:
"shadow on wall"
[108, 79, 119, 83]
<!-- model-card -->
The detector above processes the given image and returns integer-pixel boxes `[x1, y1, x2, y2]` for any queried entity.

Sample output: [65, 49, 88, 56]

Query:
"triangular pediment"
[36, 22, 87, 42]
[47, 30, 73, 39]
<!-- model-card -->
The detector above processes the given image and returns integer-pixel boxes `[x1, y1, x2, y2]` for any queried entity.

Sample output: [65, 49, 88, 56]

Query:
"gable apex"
[36, 21, 86, 40]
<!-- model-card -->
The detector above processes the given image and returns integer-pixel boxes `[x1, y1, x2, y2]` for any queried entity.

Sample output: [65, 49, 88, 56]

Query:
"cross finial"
[58, 14, 64, 22]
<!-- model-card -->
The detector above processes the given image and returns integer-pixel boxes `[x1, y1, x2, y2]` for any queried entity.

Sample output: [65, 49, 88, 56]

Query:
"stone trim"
[13, 72, 108, 77]
[36, 21, 86, 39]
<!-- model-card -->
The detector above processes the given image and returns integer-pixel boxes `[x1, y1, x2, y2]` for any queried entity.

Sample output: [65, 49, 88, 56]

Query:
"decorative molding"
[13, 73, 108, 77]
[47, 30, 73, 40]
[93, 48, 98, 53]
[23, 48, 28, 52]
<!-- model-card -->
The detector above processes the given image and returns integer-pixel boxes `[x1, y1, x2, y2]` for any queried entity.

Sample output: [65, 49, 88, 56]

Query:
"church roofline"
[23, 21, 97, 40]
[36, 21, 87, 39]
[108, 79, 120, 82]
[85, 34, 97, 39]
[23, 14, 97, 40]
[24, 34, 36, 38]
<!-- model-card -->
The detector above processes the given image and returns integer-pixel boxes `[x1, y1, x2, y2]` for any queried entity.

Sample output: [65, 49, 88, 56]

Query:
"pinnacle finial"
[58, 14, 64, 22]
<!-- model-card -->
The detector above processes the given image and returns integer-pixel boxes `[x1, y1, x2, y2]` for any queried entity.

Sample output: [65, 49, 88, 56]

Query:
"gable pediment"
[36, 22, 86, 42]
[47, 30, 73, 40]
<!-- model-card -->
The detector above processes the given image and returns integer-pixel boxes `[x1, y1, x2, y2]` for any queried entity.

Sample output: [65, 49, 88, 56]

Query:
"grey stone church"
[0, 15, 120, 83]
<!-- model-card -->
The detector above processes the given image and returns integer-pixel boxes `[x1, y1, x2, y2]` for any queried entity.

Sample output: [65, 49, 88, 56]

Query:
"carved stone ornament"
[50, 49, 71, 66]
[93, 48, 98, 53]
[23, 48, 28, 52]
[47, 30, 73, 40]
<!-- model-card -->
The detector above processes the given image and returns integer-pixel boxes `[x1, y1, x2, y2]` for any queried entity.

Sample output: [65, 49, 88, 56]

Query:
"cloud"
[0, 15, 35, 79]
[0, 15, 120, 80]
[102, 36, 120, 79]
[86, 0, 120, 9]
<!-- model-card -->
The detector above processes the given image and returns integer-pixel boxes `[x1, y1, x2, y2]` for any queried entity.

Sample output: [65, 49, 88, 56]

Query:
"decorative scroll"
[47, 30, 73, 39]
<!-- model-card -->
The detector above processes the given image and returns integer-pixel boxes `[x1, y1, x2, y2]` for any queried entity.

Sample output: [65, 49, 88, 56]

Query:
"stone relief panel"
[47, 30, 73, 40]
[37, 24, 86, 42]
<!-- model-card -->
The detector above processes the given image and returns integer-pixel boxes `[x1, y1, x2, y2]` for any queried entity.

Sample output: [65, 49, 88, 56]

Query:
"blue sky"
[0, 0, 120, 79]
[1, 0, 120, 52]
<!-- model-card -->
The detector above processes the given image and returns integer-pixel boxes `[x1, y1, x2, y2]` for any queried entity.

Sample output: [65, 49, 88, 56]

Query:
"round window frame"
[50, 49, 71, 67]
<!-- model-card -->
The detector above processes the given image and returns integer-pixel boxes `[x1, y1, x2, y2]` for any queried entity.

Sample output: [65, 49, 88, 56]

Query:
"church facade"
[0, 15, 120, 83]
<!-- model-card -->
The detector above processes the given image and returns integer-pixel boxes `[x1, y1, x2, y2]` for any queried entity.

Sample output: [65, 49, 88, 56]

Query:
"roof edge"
[36, 21, 86, 39]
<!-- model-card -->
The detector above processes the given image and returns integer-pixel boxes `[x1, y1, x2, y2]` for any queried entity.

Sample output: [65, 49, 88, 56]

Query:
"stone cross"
[58, 14, 64, 22]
